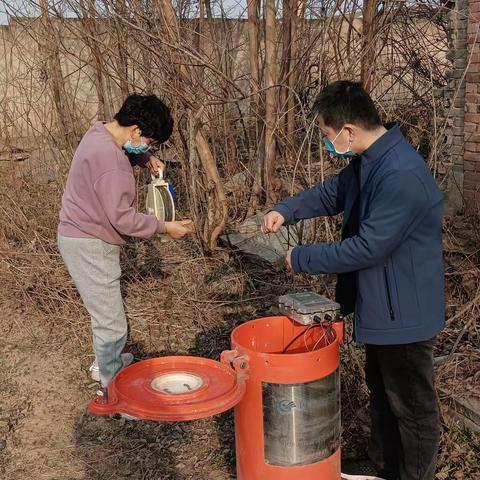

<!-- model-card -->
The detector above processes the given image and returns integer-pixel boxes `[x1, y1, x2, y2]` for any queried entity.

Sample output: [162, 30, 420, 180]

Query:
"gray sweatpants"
[58, 234, 127, 386]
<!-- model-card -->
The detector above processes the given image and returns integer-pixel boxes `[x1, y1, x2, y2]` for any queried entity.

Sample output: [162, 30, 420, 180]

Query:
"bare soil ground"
[0, 306, 240, 480]
[0, 243, 295, 480]
[0, 176, 478, 479]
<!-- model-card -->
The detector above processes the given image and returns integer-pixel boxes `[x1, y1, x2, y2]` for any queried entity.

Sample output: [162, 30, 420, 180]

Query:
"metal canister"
[231, 315, 342, 480]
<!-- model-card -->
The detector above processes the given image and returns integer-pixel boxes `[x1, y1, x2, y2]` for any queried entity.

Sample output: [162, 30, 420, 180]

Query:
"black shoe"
[341, 459, 387, 479]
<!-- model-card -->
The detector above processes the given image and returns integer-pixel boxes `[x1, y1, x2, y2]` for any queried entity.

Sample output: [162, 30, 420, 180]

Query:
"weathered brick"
[466, 103, 478, 114]
[465, 93, 480, 103]
[455, 97, 466, 108]
[467, 41, 480, 54]
[465, 173, 480, 186]
[470, 1, 480, 13]
[464, 151, 480, 161]
[450, 145, 464, 156]
[464, 194, 480, 210]
[463, 189, 476, 200]
[464, 161, 477, 172]
[447, 79, 457, 90]
[470, 53, 480, 63]
[452, 107, 466, 117]
[467, 62, 480, 73]
[466, 84, 478, 94]
[466, 202, 480, 212]
[465, 141, 477, 152]
[465, 134, 480, 143]
[465, 123, 480, 133]
[465, 113, 480, 123]
[464, 180, 480, 191]
[466, 73, 480, 83]
[467, 22, 480, 35]
[465, 202, 480, 211]
[464, 173, 480, 185]
[465, 173, 480, 185]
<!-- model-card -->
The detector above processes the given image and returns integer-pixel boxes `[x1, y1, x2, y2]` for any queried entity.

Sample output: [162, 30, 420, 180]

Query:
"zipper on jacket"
[384, 265, 395, 321]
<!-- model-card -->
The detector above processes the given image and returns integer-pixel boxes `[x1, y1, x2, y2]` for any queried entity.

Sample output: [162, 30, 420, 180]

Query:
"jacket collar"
[361, 123, 403, 165]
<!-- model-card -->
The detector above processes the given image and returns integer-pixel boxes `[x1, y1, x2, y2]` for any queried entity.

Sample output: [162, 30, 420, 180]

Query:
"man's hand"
[146, 156, 166, 177]
[262, 211, 285, 234]
[285, 247, 293, 273]
[165, 220, 194, 240]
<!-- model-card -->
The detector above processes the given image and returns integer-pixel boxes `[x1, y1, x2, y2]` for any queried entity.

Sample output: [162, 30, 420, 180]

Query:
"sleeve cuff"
[291, 246, 303, 273]
[271, 204, 294, 225]
[156, 220, 166, 235]
[128, 152, 151, 167]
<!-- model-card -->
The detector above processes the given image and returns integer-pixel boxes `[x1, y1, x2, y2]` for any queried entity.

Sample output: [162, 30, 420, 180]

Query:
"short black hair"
[114, 94, 174, 145]
[311, 81, 382, 131]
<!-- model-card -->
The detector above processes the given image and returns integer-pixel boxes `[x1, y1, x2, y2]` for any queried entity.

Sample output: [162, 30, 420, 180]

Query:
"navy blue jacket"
[273, 124, 445, 345]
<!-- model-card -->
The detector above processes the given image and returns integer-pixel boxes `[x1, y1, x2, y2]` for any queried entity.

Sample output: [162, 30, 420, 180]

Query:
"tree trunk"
[287, 0, 303, 139]
[280, 0, 292, 139]
[112, 0, 129, 98]
[246, 0, 263, 215]
[280, 0, 301, 143]
[264, 0, 279, 203]
[80, 0, 108, 120]
[39, 0, 78, 151]
[361, 0, 378, 92]
[158, 0, 228, 251]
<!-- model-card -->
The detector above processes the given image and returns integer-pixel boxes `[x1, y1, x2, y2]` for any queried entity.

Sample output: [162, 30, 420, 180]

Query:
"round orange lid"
[88, 355, 247, 421]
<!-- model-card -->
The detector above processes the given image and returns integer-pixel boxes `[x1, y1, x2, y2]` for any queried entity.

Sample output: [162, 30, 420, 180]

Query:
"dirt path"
[0, 304, 235, 480]
[0, 304, 90, 479]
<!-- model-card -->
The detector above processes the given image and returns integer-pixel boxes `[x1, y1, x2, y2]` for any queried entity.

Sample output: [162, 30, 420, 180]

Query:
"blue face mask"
[124, 136, 150, 155]
[323, 127, 354, 158]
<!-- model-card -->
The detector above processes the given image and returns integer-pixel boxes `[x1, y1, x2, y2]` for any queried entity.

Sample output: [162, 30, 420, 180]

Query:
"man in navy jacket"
[263, 81, 444, 480]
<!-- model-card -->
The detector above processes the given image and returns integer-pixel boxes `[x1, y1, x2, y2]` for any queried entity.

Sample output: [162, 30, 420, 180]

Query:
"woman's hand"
[165, 220, 194, 240]
[146, 156, 166, 177]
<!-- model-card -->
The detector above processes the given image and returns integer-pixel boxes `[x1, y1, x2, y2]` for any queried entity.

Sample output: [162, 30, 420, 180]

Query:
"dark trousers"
[365, 340, 440, 480]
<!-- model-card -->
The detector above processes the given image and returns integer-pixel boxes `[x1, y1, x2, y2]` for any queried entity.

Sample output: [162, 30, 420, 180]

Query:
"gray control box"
[278, 292, 341, 325]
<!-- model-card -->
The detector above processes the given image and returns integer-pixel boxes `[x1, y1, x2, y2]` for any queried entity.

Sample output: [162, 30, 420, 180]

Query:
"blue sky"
[0, 0, 373, 25]
[0, 0, 252, 25]
[1, 4, 10, 24]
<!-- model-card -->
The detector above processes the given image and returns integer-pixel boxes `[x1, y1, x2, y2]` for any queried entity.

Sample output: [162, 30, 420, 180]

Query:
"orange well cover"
[88, 356, 247, 421]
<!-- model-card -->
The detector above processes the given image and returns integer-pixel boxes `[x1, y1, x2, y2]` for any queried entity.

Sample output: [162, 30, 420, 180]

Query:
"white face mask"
[323, 127, 355, 158]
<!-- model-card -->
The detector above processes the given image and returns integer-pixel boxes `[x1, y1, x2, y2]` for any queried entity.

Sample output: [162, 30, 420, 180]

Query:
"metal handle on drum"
[221, 349, 250, 382]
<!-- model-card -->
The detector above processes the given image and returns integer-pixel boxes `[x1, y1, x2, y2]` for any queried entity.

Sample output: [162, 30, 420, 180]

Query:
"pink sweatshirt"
[58, 122, 165, 245]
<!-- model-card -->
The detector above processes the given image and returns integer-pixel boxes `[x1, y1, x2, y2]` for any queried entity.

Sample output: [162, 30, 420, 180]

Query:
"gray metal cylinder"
[262, 368, 341, 466]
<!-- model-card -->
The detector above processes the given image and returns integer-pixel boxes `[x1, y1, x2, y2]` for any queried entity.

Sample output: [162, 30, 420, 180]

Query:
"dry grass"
[0, 157, 479, 478]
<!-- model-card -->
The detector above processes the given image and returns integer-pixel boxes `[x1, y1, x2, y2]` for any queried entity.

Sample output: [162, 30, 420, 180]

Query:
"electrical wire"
[303, 323, 315, 351]
[283, 319, 339, 354]
[282, 322, 327, 354]
[311, 329, 327, 351]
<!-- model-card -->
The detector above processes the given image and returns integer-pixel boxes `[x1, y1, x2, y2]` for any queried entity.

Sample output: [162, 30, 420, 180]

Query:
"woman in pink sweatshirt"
[58, 94, 192, 388]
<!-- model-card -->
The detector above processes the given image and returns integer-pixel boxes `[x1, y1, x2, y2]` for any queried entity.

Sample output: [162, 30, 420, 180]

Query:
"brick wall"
[464, 0, 480, 207]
